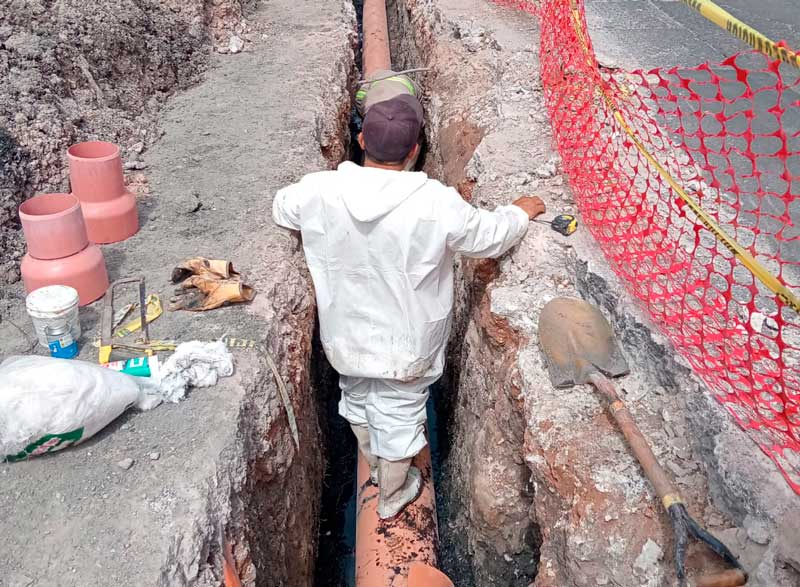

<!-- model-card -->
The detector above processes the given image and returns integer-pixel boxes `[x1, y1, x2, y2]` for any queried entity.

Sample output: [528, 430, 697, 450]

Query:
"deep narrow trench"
[311, 5, 360, 586]
[311, 322, 357, 587]
[311, 1, 465, 585]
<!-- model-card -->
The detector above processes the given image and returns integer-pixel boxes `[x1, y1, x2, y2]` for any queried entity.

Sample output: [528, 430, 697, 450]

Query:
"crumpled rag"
[156, 341, 234, 403]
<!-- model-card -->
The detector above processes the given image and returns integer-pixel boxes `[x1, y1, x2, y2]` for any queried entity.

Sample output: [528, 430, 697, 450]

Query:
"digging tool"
[534, 213, 578, 236]
[538, 297, 747, 587]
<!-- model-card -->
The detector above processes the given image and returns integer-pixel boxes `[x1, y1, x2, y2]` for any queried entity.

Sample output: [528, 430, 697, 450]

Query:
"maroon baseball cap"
[362, 95, 423, 163]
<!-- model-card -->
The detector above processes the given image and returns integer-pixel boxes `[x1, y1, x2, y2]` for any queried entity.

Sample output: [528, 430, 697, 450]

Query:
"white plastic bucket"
[26, 285, 81, 348]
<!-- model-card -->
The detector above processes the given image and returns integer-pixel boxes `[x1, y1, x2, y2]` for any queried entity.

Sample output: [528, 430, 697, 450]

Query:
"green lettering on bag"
[3, 428, 85, 463]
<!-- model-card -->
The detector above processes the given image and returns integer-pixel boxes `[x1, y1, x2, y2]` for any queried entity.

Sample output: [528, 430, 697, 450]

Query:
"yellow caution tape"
[678, 0, 800, 69]
[567, 0, 800, 314]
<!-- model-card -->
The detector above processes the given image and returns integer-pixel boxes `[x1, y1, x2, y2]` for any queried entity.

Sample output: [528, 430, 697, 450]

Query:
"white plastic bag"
[0, 355, 162, 462]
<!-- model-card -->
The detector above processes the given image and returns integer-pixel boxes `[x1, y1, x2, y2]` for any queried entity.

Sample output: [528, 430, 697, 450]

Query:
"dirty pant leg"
[338, 375, 370, 428]
[365, 376, 438, 462]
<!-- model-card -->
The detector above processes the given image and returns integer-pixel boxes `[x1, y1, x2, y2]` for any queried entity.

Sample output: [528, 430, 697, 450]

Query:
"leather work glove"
[169, 276, 255, 312]
[171, 257, 240, 284]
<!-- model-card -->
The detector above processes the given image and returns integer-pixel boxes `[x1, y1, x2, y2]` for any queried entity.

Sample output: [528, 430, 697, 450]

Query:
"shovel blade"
[538, 297, 630, 387]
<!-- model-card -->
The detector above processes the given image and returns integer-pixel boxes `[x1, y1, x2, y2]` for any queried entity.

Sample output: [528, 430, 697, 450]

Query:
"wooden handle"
[692, 569, 747, 587]
[588, 372, 680, 506]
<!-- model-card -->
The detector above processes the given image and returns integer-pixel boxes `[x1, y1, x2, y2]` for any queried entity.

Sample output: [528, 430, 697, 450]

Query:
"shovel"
[538, 297, 747, 587]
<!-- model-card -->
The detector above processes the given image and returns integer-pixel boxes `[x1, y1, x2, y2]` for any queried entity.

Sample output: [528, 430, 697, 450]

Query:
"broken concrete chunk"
[744, 514, 772, 546]
[116, 458, 134, 470]
[634, 538, 663, 574]
[533, 160, 558, 179]
[149, 452, 161, 461]
[229, 35, 245, 54]
[666, 459, 691, 479]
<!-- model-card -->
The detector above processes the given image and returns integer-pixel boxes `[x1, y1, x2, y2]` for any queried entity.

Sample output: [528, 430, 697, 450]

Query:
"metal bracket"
[99, 277, 150, 361]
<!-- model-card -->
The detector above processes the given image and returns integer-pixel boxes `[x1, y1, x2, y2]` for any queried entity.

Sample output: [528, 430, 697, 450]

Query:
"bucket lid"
[26, 285, 80, 313]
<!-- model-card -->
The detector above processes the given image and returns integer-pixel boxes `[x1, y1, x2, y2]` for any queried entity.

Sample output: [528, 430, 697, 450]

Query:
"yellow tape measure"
[535, 213, 579, 236]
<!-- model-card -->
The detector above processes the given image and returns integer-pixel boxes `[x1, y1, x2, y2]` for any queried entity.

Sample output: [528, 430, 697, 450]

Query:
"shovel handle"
[690, 569, 747, 587]
[588, 372, 679, 507]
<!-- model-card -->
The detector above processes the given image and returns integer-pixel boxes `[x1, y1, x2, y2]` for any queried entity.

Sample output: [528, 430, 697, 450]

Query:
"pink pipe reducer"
[19, 193, 109, 306]
[67, 140, 139, 243]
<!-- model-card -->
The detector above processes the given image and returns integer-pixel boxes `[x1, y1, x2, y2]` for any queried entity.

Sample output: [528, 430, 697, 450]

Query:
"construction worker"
[272, 95, 545, 519]
[356, 70, 422, 170]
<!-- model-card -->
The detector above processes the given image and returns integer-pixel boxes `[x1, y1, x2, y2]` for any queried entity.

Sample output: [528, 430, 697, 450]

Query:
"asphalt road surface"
[584, 0, 800, 274]
[585, 0, 799, 71]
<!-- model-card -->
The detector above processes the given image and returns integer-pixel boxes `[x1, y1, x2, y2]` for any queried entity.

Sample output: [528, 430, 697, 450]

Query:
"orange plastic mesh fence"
[492, 0, 800, 492]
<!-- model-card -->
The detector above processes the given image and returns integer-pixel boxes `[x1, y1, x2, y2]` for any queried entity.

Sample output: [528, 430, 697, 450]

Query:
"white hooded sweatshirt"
[272, 161, 529, 382]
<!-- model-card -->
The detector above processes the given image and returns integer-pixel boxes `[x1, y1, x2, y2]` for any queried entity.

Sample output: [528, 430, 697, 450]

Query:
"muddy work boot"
[377, 458, 422, 520]
[350, 424, 379, 485]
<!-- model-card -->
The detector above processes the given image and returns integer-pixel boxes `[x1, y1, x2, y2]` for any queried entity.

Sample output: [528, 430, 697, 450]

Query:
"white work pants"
[338, 374, 438, 461]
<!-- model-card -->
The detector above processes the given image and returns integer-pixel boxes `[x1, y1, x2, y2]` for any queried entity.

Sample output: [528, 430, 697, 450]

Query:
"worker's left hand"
[512, 196, 546, 220]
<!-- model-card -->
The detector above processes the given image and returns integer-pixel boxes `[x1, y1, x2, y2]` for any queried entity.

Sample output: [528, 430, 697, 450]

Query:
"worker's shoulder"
[298, 168, 339, 184]
[411, 177, 465, 205]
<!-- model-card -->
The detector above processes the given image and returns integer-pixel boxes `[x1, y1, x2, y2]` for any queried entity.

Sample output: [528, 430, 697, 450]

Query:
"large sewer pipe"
[354, 2, 453, 586]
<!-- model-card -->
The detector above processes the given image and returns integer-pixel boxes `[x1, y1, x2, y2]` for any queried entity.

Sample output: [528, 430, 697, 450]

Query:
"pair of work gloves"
[169, 257, 255, 312]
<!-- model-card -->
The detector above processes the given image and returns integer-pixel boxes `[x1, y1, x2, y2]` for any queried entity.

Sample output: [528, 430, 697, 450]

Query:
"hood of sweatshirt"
[337, 161, 429, 222]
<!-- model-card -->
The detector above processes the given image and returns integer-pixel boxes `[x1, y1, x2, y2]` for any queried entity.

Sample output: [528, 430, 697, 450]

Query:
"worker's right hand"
[512, 196, 546, 220]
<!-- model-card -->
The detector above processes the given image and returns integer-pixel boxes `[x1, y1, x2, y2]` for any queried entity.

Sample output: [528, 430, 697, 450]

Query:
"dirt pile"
[0, 0, 256, 284]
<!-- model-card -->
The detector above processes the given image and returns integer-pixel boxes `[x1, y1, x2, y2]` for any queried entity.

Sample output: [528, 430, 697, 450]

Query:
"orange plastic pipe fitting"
[67, 141, 139, 244]
[362, 0, 392, 77]
[355, 445, 453, 587]
[19, 193, 109, 305]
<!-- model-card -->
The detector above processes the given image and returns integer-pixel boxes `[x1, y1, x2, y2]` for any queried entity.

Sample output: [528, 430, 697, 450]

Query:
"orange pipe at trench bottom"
[362, 0, 392, 77]
[355, 445, 454, 587]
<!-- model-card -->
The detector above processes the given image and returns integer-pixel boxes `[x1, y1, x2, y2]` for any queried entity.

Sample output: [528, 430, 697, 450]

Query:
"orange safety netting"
[493, 0, 800, 492]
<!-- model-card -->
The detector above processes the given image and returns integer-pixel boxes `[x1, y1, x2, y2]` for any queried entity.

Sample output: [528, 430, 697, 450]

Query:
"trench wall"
[388, 0, 800, 585]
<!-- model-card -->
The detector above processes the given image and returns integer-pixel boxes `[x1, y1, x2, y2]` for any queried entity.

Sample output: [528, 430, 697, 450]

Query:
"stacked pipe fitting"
[66, 141, 139, 244]
[20, 193, 109, 305]
[19, 140, 139, 305]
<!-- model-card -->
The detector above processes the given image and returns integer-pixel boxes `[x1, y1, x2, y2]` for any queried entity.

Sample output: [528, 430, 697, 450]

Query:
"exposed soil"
[0, 1, 358, 585]
[3, 0, 798, 585]
[0, 0, 257, 284]
[387, 0, 800, 586]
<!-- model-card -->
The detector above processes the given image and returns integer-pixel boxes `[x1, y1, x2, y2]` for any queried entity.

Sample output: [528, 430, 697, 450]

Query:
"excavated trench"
[241, 1, 800, 585]
[307, 2, 538, 586]
[8, 0, 795, 584]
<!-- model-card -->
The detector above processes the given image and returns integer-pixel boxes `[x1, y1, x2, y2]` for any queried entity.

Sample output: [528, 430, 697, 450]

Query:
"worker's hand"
[512, 196, 546, 220]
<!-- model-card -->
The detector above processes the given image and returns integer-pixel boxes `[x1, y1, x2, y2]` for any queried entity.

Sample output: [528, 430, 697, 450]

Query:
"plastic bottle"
[45, 322, 79, 359]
